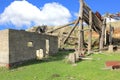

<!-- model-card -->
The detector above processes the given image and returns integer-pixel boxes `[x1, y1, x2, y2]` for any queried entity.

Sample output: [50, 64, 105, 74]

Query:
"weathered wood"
[59, 0, 106, 54]
[78, 0, 84, 54]
[109, 25, 113, 45]
[93, 12, 102, 24]
[92, 24, 101, 35]
[93, 18, 101, 27]
[104, 28, 107, 45]
[82, 3, 90, 25]
[88, 11, 92, 54]
[83, 11, 89, 19]
[47, 20, 76, 33]
[92, 13, 102, 31]
[83, 8, 89, 16]
[83, 1, 91, 12]
[104, 20, 107, 45]
[92, 13, 102, 28]
[83, 15, 89, 24]
[99, 19, 106, 51]
[93, 19, 101, 29]
[63, 17, 80, 44]
[93, 21, 102, 34]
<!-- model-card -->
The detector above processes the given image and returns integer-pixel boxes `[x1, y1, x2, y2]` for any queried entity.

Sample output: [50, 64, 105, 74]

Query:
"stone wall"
[0, 30, 9, 67]
[0, 29, 58, 68]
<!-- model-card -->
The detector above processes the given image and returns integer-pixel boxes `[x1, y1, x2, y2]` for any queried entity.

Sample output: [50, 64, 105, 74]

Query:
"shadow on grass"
[10, 50, 74, 69]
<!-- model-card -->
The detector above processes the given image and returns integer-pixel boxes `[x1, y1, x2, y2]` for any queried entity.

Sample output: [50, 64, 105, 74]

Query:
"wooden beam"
[92, 12, 102, 28]
[99, 18, 106, 52]
[109, 24, 113, 45]
[83, 8, 89, 15]
[47, 20, 76, 33]
[92, 24, 101, 34]
[63, 17, 81, 44]
[83, 11, 89, 19]
[83, 2, 91, 12]
[78, 0, 84, 54]
[83, 14, 89, 24]
[88, 11, 92, 54]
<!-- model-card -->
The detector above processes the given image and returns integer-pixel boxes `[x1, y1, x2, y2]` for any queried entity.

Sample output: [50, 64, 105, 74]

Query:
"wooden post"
[78, 0, 84, 54]
[104, 28, 107, 45]
[99, 18, 106, 52]
[104, 19, 107, 46]
[109, 25, 113, 45]
[88, 11, 92, 54]
[108, 24, 113, 52]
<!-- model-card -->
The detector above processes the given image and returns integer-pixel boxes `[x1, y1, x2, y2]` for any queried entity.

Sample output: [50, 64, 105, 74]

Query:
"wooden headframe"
[46, 0, 106, 53]
[78, 0, 105, 53]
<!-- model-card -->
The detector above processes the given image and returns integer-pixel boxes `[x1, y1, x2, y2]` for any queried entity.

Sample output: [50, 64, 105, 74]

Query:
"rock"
[108, 45, 113, 52]
[67, 53, 76, 64]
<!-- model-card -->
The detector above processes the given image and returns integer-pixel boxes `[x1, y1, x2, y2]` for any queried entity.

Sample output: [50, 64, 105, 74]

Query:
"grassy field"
[0, 51, 120, 80]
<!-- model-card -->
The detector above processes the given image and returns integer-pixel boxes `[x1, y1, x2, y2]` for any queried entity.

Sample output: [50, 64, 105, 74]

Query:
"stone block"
[67, 53, 76, 64]
[108, 45, 113, 52]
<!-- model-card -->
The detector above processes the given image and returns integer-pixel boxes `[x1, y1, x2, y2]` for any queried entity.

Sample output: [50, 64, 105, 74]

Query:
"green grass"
[0, 51, 120, 80]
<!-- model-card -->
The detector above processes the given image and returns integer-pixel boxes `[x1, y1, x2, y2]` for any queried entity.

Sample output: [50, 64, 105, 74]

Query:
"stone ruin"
[0, 29, 58, 68]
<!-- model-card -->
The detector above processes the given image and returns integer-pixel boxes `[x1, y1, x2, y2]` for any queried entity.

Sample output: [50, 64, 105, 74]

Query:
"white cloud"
[0, 0, 71, 29]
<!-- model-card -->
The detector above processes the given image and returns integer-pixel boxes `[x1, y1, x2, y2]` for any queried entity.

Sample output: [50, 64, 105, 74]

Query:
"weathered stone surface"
[36, 49, 44, 60]
[67, 53, 76, 64]
[0, 29, 9, 67]
[0, 29, 58, 68]
[108, 45, 113, 52]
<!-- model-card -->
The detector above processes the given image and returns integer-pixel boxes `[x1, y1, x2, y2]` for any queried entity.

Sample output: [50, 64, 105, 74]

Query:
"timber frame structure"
[47, 0, 107, 54]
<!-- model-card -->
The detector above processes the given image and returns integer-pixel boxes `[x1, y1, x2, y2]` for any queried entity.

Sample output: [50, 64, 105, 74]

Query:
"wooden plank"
[83, 11, 89, 18]
[92, 21, 100, 29]
[83, 2, 91, 12]
[83, 4, 89, 25]
[109, 25, 113, 45]
[88, 11, 92, 54]
[93, 17, 101, 27]
[93, 12, 102, 23]
[92, 19, 101, 31]
[83, 14, 89, 24]
[83, 8, 89, 15]
[83, 10, 89, 18]
[47, 20, 76, 33]
[99, 19, 106, 51]
[78, 0, 84, 54]
[92, 13, 102, 27]
[92, 23, 101, 34]
[104, 28, 107, 45]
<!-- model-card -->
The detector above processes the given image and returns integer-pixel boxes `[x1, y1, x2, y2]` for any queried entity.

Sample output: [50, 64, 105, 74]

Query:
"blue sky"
[0, 0, 120, 30]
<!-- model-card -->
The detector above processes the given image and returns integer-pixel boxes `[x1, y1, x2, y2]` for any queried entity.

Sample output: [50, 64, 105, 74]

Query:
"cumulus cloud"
[0, 0, 71, 28]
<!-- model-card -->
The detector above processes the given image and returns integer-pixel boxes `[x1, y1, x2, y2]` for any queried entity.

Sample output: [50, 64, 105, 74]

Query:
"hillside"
[107, 20, 120, 28]
[26, 20, 120, 48]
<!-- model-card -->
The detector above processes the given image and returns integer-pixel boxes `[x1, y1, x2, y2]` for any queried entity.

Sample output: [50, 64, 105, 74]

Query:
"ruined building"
[0, 29, 58, 68]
